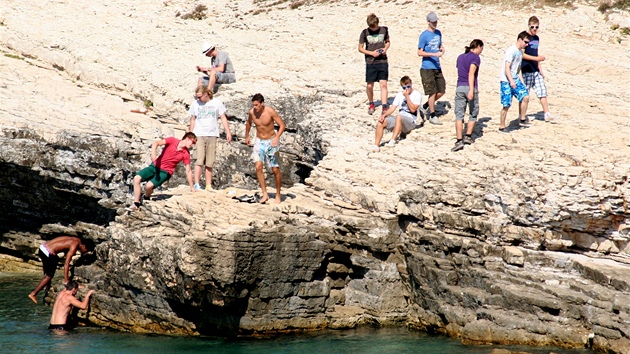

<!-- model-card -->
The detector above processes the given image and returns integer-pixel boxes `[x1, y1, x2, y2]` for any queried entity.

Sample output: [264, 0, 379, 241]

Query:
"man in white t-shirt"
[371, 76, 422, 152]
[189, 85, 232, 190]
[499, 31, 531, 131]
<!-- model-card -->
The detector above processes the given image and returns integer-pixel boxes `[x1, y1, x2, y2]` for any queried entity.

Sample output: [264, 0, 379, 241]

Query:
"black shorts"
[39, 249, 59, 277]
[366, 63, 389, 83]
[420, 69, 446, 95]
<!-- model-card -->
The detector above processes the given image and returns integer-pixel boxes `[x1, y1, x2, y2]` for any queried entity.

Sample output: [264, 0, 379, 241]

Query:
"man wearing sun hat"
[196, 42, 236, 90]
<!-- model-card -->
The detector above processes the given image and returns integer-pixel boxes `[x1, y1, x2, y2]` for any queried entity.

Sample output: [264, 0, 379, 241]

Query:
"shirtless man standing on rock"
[49, 281, 94, 332]
[245, 93, 286, 204]
[29, 236, 93, 304]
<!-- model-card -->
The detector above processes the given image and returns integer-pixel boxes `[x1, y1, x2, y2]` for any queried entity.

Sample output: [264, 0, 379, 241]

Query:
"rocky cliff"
[1, 0, 630, 353]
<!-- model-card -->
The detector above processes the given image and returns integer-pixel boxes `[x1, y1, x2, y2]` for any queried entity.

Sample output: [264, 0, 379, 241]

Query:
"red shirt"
[154, 137, 190, 174]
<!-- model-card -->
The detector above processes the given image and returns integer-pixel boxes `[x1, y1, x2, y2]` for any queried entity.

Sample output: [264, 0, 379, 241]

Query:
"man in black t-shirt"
[521, 16, 556, 122]
[358, 13, 390, 115]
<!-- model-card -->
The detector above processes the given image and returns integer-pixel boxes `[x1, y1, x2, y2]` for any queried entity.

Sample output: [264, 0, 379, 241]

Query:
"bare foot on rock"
[28, 293, 38, 304]
[274, 196, 281, 204]
[259, 195, 269, 204]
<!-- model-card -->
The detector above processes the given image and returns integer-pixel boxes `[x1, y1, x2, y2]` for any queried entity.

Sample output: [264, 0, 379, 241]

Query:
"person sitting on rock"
[371, 75, 422, 152]
[127, 132, 198, 211]
[29, 236, 94, 305]
[196, 42, 236, 91]
[49, 281, 94, 333]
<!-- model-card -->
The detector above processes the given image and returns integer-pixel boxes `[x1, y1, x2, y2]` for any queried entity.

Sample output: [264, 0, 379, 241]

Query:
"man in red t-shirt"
[128, 132, 197, 211]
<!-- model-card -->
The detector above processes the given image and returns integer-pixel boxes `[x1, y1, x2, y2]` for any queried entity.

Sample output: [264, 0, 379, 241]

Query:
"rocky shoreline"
[1, 0, 630, 353]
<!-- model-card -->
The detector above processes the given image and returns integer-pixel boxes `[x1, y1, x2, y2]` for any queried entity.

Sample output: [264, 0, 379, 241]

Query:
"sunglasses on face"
[402, 85, 412, 89]
[530, 25, 539, 29]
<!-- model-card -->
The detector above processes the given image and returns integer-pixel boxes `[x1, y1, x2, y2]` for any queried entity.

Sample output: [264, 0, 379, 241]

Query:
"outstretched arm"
[63, 243, 80, 283]
[69, 290, 94, 310]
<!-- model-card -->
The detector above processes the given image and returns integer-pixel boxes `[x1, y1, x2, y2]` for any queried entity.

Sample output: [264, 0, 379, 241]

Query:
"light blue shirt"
[418, 29, 442, 70]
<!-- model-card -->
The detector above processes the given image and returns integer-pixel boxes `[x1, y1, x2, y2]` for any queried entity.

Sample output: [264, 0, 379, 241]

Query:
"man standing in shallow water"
[49, 281, 94, 332]
[245, 93, 286, 204]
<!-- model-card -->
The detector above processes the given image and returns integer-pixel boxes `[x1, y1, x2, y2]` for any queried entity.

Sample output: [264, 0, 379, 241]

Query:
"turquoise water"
[1, 272, 594, 354]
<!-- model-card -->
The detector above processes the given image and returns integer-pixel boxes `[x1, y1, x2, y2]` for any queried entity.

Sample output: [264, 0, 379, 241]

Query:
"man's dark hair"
[80, 238, 95, 252]
[251, 93, 264, 103]
[182, 132, 197, 141]
[66, 281, 79, 291]
[517, 31, 531, 41]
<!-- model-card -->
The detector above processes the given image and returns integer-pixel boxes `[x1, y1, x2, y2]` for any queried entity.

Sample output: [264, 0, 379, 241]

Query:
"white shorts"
[523, 71, 547, 98]
[385, 111, 418, 133]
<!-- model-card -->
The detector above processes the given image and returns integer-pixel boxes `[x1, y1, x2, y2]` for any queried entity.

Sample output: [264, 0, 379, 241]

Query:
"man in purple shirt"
[452, 39, 484, 152]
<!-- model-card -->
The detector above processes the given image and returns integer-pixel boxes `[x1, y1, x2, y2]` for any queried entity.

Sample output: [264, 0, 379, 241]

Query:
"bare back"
[249, 106, 279, 140]
[45, 236, 81, 255]
[50, 290, 74, 325]
[50, 288, 94, 325]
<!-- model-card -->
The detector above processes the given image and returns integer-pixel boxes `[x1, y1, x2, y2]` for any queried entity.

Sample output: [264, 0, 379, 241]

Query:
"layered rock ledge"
[1, 0, 630, 353]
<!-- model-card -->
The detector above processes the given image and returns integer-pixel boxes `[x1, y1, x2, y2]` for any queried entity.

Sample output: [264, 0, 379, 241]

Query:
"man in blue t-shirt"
[417, 12, 445, 125]
[521, 16, 555, 122]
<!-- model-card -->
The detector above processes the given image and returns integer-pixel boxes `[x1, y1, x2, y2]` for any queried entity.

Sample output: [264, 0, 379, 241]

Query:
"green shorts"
[136, 164, 171, 188]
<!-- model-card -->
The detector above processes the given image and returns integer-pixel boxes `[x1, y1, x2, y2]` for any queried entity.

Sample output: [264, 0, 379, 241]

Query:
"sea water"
[0, 272, 594, 354]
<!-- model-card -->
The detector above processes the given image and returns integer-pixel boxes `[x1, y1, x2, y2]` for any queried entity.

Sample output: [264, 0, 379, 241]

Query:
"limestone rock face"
[1, 0, 630, 353]
[77, 186, 408, 334]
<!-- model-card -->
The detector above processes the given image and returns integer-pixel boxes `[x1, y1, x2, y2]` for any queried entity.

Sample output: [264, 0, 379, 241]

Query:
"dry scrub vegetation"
[598, 0, 630, 11]
[176, 4, 208, 20]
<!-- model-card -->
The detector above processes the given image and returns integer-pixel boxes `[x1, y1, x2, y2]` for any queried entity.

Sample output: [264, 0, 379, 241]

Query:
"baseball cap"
[201, 42, 214, 55]
[426, 12, 438, 22]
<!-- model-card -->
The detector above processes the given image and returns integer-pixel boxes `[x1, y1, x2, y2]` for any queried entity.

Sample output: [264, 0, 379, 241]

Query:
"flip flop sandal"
[233, 195, 257, 203]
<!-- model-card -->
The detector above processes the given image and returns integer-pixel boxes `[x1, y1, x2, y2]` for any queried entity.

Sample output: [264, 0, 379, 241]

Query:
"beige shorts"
[194, 136, 217, 167]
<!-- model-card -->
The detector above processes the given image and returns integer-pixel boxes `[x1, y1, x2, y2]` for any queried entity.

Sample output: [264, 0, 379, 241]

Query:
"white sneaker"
[428, 116, 443, 125]
[544, 112, 557, 123]
[370, 145, 380, 152]
[385, 140, 396, 147]
[125, 204, 139, 212]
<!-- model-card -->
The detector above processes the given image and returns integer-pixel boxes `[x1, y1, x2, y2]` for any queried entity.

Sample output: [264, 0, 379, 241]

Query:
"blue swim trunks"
[500, 79, 529, 108]
[252, 137, 280, 168]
